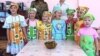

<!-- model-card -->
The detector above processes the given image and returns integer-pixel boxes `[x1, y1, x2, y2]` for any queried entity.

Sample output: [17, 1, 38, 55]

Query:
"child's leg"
[74, 35, 80, 45]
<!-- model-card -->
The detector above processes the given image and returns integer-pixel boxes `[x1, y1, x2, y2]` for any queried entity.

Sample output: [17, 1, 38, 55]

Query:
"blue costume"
[52, 19, 66, 40]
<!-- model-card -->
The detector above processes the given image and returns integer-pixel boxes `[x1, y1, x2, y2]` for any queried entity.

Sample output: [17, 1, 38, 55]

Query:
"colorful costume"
[78, 27, 98, 56]
[37, 21, 51, 40]
[52, 19, 66, 40]
[3, 15, 27, 54]
[27, 19, 38, 40]
[77, 13, 98, 56]
[74, 6, 89, 44]
[66, 8, 76, 40]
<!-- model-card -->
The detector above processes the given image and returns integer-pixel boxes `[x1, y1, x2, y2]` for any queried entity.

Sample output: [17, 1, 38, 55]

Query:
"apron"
[27, 20, 37, 40]
[66, 23, 74, 40]
[74, 20, 84, 44]
[37, 21, 51, 40]
[80, 35, 96, 56]
[6, 15, 25, 54]
[10, 16, 25, 44]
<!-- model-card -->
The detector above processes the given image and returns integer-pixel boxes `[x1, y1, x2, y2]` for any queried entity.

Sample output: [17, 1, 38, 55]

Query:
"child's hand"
[24, 37, 28, 42]
[7, 40, 11, 44]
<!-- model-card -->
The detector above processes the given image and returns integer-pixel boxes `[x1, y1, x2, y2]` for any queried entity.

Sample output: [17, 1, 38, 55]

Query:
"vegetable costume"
[66, 8, 76, 40]
[78, 13, 98, 56]
[27, 8, 38, 40]
[37, 21, 52, 40]
[3, 15, 27, 55]
[74, 6, 89, 44]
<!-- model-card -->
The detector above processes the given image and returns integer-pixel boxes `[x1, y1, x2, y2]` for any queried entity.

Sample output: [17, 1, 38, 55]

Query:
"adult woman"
[31, 0, 48, 20]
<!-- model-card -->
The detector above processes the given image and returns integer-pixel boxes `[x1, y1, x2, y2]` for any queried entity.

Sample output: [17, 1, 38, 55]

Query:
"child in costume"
[52, 6, 66, 40]
[26, 8, 38, 40]
[37, 11, 52, 40]
[74, 6, 89, 44]
[3, 2, 27, 55]
[77, 13, 99, 56]
[66, 8, 76, 40]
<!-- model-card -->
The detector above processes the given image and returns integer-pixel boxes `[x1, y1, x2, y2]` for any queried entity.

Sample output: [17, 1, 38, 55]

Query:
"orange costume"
[74, 6, 89, 44]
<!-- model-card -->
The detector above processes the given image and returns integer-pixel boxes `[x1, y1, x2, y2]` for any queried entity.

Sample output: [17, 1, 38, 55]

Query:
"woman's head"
[28, 8, 37, 19]
[42, 11, 51, 23]
[9, 2, 19, 15]
[83, 13, 95, 27]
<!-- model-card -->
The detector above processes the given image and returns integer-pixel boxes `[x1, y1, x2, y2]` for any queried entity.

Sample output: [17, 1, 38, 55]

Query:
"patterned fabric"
[52, 19, 66, 40]
[27, 19, 38, 40]
[10, 22, 24, 44]
[77, 27, 99, 56]
[3, 15, 27, 54]
[80, 35, 95, 56]
[66, 19, 76, 40]
[74, 20, 84, 44]
[37, 21, 51, 40]
[27, 26, 37, 40]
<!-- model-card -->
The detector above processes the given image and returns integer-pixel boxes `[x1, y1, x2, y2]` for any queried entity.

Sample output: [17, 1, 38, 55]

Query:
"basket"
[44, 41, 57, 49]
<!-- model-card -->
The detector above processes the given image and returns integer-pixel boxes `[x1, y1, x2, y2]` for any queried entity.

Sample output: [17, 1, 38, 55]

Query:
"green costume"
[27, 8, 37, 40]
[66, 8, 76, 40]
[80, 35, 95, 56]
[79, 13, 97, 56]
[28, 26, 37, 40]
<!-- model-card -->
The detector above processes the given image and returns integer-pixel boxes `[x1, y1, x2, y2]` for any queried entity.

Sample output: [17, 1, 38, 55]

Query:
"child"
[52, 6, 66, 40]
[37, 11, 52, 40]
[3, 2, 27, 55]
[77, 13, 99, 56]
[66, 8, 76, 40]
[74, 6, 89, 44]
[26, 8, 38, 40]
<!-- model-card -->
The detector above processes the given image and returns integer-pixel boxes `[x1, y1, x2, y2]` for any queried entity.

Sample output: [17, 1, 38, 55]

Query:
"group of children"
[2, 2, 99, 56]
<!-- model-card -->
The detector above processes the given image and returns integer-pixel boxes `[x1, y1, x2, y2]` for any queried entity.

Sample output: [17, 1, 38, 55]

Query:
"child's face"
[84, 17, 93, 27]
[42, 15, 48, 22]
[67, 14, 74, 19]
[55, 11, 62, 19]
[29, 11, 36, 19]
[10, 6, 18, 14]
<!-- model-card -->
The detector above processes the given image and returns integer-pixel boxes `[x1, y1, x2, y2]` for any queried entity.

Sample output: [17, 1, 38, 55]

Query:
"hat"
[83, 12, 95, 20]
[77, 6, 89, 15]
[43, 11, 52, 17]
[28, 8, 37, 13]
[66, 8, 75, 15]
[77, 6, 89, 12]
[10, 2, 19, 9]
[53, 6, 62, 12]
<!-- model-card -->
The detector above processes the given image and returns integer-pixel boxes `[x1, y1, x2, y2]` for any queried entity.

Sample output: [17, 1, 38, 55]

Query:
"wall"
[0, 0, 100, 27]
